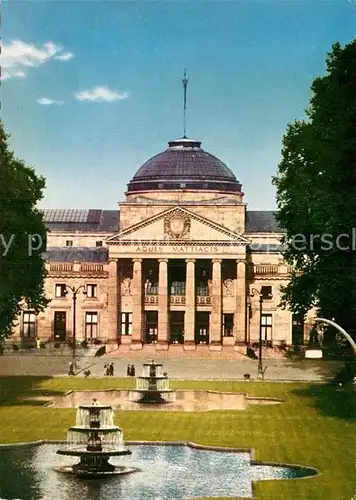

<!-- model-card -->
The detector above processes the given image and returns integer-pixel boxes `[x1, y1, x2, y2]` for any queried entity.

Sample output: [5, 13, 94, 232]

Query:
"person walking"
[127, 364, 131, 376]
[68, 361, 75, 376]
[109, 362, 114, 376]
[131, 364, 136, 377]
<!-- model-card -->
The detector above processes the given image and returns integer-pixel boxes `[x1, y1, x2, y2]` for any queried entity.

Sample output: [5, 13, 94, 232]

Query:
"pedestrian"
[109, 362, 114, 376]
[131, 364, 135, 377]
[104, 363, 108, 376]
[68, 361, 75, 376]
[127, 364, 131, 376]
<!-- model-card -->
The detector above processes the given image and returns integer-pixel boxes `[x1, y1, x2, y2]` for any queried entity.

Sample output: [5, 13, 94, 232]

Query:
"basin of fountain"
[56, 398, 139, 477]
[129, 360, 176, 404]
[0, 442, 318, 499]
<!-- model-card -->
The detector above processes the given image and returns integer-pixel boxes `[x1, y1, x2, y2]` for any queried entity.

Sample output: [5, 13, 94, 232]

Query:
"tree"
[273, 40, 356, 335]
[0, 121, 48, 340]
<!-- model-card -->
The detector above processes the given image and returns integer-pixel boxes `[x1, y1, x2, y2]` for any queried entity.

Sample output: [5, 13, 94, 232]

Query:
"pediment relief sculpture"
[164, 212, 191, 240]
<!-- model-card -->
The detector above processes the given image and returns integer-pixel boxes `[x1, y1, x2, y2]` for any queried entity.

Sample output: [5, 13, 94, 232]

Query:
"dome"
[127, 138, 242, 193]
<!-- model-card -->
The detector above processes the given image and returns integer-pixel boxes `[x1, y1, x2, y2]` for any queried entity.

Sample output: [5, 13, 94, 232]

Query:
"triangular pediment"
[107, 207, 250, 245]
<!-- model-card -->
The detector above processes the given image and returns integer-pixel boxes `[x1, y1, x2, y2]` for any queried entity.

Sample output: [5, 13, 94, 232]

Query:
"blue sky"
[2, 1, 356, 210]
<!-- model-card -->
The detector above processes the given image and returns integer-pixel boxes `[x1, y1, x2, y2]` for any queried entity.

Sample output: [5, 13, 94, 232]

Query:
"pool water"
[0, 443, 316, 500]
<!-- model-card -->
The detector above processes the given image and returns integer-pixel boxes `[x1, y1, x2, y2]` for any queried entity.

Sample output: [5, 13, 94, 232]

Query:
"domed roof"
[127, 138, 241, 193]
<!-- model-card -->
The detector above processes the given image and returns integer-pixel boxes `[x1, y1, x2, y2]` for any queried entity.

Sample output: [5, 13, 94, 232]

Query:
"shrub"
[81, 340, 88, 349]
[40, 341, 46, 349]
[247, 347, 258, 359]
[93, 338, 102, 345]
[12, 344, 19, 351]
[334, 361, 356, 385]
[54, 342, 61, 348]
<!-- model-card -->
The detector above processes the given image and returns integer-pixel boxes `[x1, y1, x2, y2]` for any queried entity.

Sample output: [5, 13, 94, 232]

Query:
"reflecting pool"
[0, 443, 317, 500]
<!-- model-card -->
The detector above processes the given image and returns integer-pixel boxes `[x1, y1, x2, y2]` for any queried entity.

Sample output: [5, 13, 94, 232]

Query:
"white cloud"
[75, 85, 129, 103]
[1, 40, 73, 80]
[55, 51, 74, 61]
[37, 97, 64, 106]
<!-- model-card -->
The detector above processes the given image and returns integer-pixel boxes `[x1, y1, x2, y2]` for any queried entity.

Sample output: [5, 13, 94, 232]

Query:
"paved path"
[0, 354, 342, 381]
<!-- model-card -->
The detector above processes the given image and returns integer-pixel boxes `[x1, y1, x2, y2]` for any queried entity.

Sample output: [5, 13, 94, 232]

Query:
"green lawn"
[1, 376, 355, 500]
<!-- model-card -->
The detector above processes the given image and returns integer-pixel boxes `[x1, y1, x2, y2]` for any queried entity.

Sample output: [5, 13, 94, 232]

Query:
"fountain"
[129, 360, 176, 404]
[56, 398, 138, 477]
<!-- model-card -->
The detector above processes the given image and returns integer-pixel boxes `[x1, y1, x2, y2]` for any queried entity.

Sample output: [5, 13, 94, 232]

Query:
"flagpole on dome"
[182, 69, 188, 138]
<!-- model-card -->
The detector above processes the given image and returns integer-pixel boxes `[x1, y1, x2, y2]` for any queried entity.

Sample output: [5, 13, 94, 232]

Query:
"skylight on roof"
[42, 209, 90, 223]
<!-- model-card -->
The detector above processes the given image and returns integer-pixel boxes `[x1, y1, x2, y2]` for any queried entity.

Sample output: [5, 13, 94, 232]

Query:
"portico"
[107, 204, 249, 351]
[111, 255, 247, 350]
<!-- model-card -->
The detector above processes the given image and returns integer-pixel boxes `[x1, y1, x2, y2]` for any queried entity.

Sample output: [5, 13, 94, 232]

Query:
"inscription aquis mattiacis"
[135, 245, 220, 253]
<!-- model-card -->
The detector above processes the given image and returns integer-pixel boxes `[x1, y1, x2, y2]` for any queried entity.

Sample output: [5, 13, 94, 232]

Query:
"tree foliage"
[273, 40, 356, 333]
[0, 121, 48, 339]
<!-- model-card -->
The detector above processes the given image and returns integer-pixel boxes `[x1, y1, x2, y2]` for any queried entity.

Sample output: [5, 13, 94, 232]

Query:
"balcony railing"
[80, 264, 105, 273]
[144, 295, 159, 305]
[170, 295, 186, 305]
[143, 294, 213, 306]
[254, 265, 278, 275]
[196, 296, 211, 305]
[49, 263, 73, 272]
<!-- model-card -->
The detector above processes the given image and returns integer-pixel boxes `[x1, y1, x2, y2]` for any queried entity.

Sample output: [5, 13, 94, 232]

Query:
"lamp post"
[65, 285, 87, 362]
[250, 287, 273, 379]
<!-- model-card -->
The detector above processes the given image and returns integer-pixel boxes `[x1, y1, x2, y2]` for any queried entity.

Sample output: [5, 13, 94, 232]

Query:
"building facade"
[12, 137, 309, 352]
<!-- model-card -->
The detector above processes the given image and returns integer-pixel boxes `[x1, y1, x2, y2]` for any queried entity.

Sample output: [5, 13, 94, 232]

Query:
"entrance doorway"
[145, 311, 158, 344]
[170, 311, 184, 343]
[195, 312, 210, 344]
[292, 313, 304, 346]
[53, 311, 66, 341]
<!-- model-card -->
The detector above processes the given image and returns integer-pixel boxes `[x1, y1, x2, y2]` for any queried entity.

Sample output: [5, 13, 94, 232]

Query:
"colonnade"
[107, 257, 246, 347]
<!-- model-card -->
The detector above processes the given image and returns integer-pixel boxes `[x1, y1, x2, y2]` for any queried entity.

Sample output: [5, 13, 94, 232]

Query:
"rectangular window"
[55, 284, 67, 298]
[23, 311, 36, 338]
[120, 312, 132, 335]
[85, 312, 98, 340]
[86, 284, 97, 298]
[54, 311, 67, 341]
[261, 286, 272, 300]
[261, 314, 273, 342]
[95, 241, 103, 247]
[223, 313, 234, 337]
[66, 240, 73, 247]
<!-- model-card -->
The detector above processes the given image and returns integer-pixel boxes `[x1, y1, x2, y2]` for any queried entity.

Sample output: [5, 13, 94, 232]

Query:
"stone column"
[157, 258, 169, 350]
[184, 258, 196, 350]
[107, 258, 118, 342]
[210, 259, 222, 349]
[131, 258, 143, 349]
[235, 259, 247, 346]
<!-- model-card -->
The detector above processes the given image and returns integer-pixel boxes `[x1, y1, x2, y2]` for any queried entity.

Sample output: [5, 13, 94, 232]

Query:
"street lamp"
[65, 285, 87, 362]
[250, 287, 273, 379]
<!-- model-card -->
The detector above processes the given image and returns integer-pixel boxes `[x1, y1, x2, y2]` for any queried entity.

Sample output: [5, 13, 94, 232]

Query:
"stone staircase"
[105, 344, 248, 360]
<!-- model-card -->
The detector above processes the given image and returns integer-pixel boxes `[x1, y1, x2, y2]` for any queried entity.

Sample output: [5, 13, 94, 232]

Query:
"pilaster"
[235, 259, 247, 344]
[107, 259, 118, 342]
